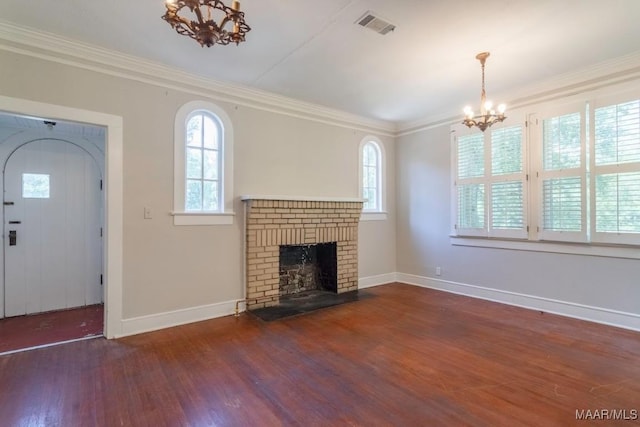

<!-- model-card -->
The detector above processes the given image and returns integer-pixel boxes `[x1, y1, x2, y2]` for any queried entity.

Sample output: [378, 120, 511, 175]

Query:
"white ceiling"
[2, 0, 640, 125]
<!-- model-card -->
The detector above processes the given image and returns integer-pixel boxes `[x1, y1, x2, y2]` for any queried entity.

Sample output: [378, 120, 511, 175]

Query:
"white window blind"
[538, 111, 586, 242]
[592, 99, 640, 243]
[490, 125, 526, 237]
[456, 133, 486, 235]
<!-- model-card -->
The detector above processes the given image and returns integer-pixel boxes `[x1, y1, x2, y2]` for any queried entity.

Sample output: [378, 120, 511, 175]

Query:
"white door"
[3, 139, 102, 317]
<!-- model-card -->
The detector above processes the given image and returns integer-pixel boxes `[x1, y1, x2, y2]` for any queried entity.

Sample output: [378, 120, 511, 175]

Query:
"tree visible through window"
[185, 112, 221, 211]
[362, 141, 381, 211]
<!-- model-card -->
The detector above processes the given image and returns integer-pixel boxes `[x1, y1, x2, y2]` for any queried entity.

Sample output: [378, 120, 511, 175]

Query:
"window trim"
[173, 100, 234, 226]
[358, 136, 387, 221]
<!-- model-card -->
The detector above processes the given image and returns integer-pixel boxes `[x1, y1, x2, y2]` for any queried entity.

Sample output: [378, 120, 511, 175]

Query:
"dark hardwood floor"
[1, 283, 639, 426]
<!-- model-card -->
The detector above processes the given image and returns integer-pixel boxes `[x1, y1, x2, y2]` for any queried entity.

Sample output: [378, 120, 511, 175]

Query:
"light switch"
[144, 206, 152, 219]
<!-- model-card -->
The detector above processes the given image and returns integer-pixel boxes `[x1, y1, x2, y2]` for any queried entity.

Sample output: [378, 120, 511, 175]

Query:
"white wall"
[395, 122, 640, 329]
[0, 50, 396, 329]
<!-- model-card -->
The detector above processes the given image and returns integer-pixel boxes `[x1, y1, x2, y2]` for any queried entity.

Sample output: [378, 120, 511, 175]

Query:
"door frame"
[0, 95, 123, 338]
[2, 136, 105, 317]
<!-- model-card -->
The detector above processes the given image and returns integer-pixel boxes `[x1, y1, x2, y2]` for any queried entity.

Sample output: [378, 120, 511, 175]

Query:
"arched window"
[359, 137, 386, 219]
[185, 111, 221, 211]
[173, 101, 234, 225]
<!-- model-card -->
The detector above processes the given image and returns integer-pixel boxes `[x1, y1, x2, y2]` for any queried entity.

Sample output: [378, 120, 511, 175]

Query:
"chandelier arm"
[163, 0, 251, 47]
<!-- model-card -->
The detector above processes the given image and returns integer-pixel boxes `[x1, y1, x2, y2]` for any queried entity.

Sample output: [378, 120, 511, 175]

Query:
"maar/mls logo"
[576, 409, 638, 421]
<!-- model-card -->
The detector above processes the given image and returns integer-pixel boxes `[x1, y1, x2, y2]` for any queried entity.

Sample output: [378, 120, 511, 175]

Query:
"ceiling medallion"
[462, 52, 506, 132]
[162, 0, 250, 47]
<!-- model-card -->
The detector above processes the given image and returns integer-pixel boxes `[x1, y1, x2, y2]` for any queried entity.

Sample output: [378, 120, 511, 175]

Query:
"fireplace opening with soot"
[279, 243, 337, 297]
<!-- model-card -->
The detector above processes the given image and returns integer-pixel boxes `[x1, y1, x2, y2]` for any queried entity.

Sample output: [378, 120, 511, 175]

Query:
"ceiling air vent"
[356, 11, 395, 35]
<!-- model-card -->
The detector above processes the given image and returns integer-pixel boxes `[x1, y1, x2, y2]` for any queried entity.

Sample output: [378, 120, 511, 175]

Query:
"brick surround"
[243, 198, 363, 310]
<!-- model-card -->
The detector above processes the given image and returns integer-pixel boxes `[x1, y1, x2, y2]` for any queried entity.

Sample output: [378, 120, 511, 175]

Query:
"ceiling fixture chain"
[162, 0, 251, 48]
[462, 52, 506, 132]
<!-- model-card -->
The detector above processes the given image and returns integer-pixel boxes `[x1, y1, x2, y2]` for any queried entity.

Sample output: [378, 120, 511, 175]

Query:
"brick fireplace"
[242, 197, 364, 310]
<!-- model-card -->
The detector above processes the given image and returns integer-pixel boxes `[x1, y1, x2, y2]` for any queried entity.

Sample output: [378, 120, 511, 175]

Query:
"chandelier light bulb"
[464, 106, 473, 116]
[484, 100, 493, 111]
[498, 104, 506, 114]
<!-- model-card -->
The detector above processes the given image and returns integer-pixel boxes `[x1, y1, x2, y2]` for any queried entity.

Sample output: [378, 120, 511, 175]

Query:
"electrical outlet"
[144, 206, 152, 219]
[436, 266, 441, 276]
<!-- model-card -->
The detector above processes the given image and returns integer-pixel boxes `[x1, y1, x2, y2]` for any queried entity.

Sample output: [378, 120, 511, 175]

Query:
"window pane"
[363, 144, 377, 167]
[22, 173, 50, 199]
[595, 100, 640, 166]
[596, 172, 640, 233]
[458, 133, 484, 179]
[491, 181, 523, 229]
[543, 113, 581, 170]
[363, 188, 376, 210]
[203, 150, 218, 180]
[187, 115, 203, 148]
[203, 115, 219, 150]
[492, 126, 522, 175]
[366, 165, 377, 188]
[186, 148, 202, 179]
[458, 183, 485, 228]
[203, 181, 219, 211]
[186, 179, 202, 211]
[363, 144, 371, 166]
[542, 177, 582, 231]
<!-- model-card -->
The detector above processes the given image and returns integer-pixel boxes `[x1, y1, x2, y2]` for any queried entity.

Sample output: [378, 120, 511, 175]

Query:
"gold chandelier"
[162, 0, 250, 47]
[462, 52, 506, 132]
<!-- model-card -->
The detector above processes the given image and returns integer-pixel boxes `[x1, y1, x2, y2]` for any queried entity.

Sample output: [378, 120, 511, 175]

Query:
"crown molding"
[0, 21, 397, 136]
[397, 50, 640, 136]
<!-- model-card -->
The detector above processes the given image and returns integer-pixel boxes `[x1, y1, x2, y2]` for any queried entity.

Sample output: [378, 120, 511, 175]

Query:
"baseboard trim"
[117, 273, 398, 338]
[118, 299, 240, 338]
[396, 273, 640, 332]
[359, 273, 398, 289]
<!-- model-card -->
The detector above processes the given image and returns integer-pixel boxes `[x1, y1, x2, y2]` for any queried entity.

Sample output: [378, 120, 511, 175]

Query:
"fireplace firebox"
[279, 243, 337, 296]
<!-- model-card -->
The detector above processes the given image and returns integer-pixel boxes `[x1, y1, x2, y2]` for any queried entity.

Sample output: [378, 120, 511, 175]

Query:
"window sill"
[450, 236, 640, 260]
[172, 211, 235, 226]
[361, 212, 388, 221]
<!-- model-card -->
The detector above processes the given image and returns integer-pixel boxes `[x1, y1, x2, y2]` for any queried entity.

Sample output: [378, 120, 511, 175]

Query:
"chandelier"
[462, 52, 506, 132]
[162, 0, 251, 47]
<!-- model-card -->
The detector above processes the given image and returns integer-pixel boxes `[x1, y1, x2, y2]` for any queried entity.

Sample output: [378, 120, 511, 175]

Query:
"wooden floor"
[1, 283, 639, 426]
[0, 304, 104, 354]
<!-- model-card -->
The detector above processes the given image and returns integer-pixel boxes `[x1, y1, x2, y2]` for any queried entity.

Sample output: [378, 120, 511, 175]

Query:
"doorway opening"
[0, 111, 106, 354]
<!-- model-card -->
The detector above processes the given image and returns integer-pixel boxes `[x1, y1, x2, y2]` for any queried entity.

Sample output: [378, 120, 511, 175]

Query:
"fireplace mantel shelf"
[241, 195, 365, 203]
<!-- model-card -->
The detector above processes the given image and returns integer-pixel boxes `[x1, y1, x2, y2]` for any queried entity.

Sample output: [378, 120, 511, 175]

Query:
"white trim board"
[0, 21, 395, 137]
[396, 273, 640, 332]
[119, 299, 241, 338]
[358, 273, 398, 289]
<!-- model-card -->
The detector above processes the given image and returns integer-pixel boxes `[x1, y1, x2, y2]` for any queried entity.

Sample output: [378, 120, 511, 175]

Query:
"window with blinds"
[592, 99, 640, 243]
[454, 125, 526, 237]
[456, 133, 486, 234]
[452, 85, 640, 247]
[538, 111, 586, 241]
[490, 126, 526, 237]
